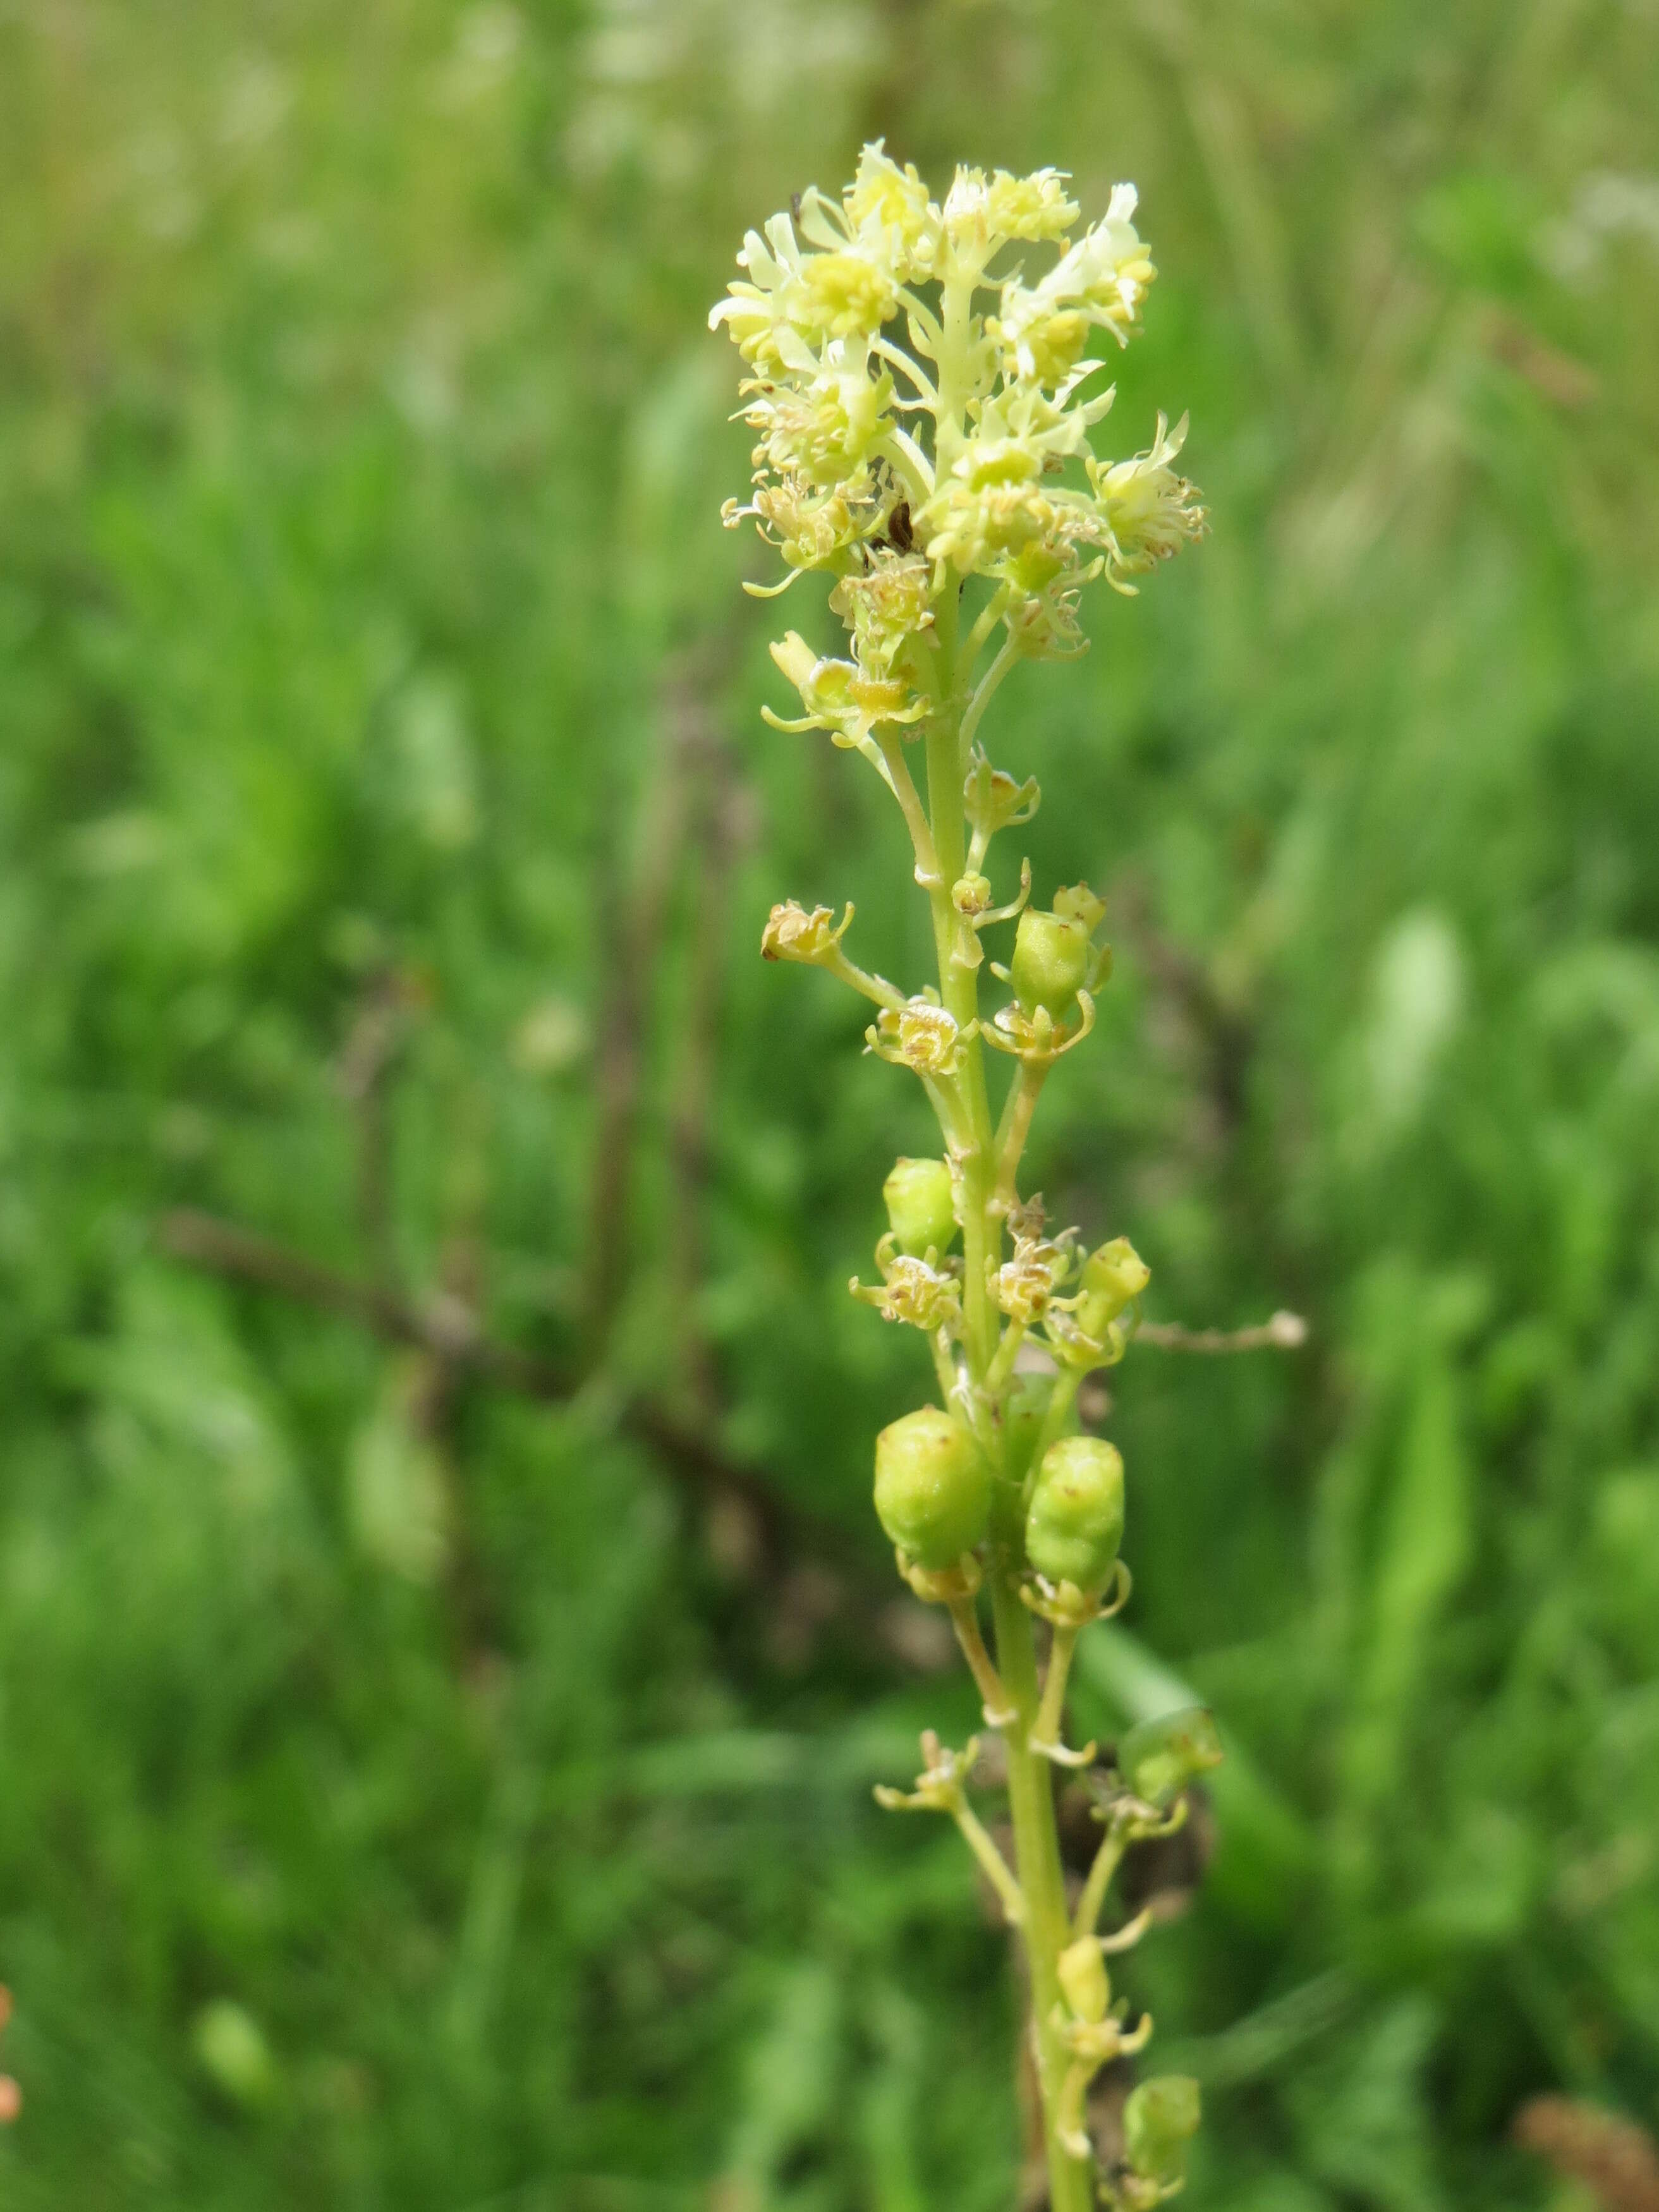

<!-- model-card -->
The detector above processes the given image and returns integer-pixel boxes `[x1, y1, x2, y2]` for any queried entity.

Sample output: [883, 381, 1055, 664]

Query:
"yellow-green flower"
[829, 555, 935, 674]
[842, 141, 942, 279]
[739, 339, 894, 488]
[1088, 414, 1208, 585]
[764, 633, 927, 747]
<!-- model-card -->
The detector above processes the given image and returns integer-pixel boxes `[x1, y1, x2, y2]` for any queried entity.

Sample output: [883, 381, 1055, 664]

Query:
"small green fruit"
[874, 1407, 991, 1569]
[883, 1156, 957, 1257]
[1122, 2075, 1201, 2187]
[1080, 1236, 1150, 1319]
[1024, 1435, 1124, 1591]
[1011, 908, 1091, 1018]
[1114, 1705, 1222, 1808]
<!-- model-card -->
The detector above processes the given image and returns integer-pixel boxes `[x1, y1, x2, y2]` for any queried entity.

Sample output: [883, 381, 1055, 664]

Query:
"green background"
[2, 2, 1657, 2205]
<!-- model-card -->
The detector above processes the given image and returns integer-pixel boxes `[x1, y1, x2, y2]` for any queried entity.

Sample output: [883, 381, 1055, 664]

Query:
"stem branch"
[1031, 1622, 1080, 1755]
[949, 1598, 1016, 1726]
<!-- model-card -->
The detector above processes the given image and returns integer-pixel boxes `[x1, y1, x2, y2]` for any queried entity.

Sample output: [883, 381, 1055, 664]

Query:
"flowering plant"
[714, 147, 1213, 2212]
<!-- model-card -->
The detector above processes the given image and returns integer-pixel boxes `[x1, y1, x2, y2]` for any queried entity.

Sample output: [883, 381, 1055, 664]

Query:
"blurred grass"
[2, 1, 1658, 2205]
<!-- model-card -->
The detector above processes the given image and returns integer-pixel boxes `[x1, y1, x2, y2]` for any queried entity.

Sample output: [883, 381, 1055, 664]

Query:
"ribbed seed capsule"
[873, 1407, 991, 1570]
[1123, 2075, 1201, 2187]
[1010, 907, 1091, 1018]
[882, 1156, 957, 1257]
[1024, 1435, 1124, 1591]
[1113, 1705, 1222, 1808]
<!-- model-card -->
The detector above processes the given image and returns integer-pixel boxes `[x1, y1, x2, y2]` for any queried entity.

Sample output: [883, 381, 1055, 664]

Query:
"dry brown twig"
[1137, 1311, 1308, 1354]
[157, 1208, 844, 1590]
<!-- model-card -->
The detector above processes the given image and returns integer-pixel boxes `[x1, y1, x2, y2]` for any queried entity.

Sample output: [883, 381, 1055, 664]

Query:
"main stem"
[992, 1576, 1091, 2212]
[924, 621, 1092, 2212]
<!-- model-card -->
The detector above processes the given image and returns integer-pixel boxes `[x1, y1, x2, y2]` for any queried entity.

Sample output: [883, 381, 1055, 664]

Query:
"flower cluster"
[711, 142, 1206, 722]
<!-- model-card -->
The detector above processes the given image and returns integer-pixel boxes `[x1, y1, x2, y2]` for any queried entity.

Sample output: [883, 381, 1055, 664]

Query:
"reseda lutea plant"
[713, 147, 1217, 2211]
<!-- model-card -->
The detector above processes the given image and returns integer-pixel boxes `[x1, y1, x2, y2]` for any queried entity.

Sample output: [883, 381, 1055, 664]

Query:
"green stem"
[1074, 1814, 1130, 1943]
[823, 947, 904, 1010]
[1030, 1363, 1084, 1476]
[981, 1318, 1025, 1401]
[959, 631, 1020, 763]
[948, 1598, 1014, 1725]
[951, 1800, 1026, 1929]
[991, 1571, 1096, 2212]
[925, 623, 998, 1380]
[993, 1057, 1048, 1203]
[877, 730, 940, 885]
[921, 260, 1093, 2209]
[1031, 1621, 1080, 1753]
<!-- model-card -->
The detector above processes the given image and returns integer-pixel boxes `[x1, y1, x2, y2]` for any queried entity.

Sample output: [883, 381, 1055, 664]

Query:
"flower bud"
[883, 1157, 957, 1258]
[1024, 1435, 1124, 1591]
[874, 1407, 991, 1569]
[1122, 2075, 1201, 2187]
[1056, 1936, 1109, 2024]
[1011, 907, 1092, 1018]
[1113, 1705, 1222, 1808]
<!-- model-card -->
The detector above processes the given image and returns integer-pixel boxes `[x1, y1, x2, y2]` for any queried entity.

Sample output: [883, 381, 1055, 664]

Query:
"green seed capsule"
[883, 1156, 957, 1258]
[1123, 2075, 1201, 2187]
[1024, 1435, 1124, 1591]
[873, 1407, 991, 1570]
[1113, 1705, 1223, 1808]
[1011, 908, 1092, 1018]
[1080, 1236, 1150, 1320]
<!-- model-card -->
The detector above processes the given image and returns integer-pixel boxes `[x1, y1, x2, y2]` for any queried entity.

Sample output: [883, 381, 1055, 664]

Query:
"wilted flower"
[851, 1234, 964, 1332]
[983, 989, 1096, 1064]
[990, 1207, 1078, 1325]
[760, 900, 853, 966]
[867, 996, 969, 1076]
[874, 1729, 979, 1814]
